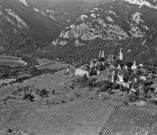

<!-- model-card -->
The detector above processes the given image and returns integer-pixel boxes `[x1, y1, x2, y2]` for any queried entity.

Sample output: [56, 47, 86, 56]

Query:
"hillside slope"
[44, 0, 114, 25]
[38, 0, 157, 65]
[0, 0, 62, 54]
[27, 0, 113, 10]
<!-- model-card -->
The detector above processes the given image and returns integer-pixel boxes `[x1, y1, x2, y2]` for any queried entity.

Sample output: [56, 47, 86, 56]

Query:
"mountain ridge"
[0, 0, 63, 54]
[37, 0, 157, 65]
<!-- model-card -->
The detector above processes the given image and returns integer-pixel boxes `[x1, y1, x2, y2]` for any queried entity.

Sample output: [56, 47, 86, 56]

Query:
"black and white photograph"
[0, 0, 157, 134]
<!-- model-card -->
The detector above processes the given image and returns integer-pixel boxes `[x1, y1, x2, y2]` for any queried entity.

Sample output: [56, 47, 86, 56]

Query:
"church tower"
[119, 48, 123, 61]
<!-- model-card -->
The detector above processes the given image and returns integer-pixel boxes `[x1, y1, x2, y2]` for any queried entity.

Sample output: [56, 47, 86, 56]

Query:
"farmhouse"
[75, 68, 90, 78]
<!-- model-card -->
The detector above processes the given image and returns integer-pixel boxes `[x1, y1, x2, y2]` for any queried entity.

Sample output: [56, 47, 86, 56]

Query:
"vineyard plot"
[99, 107, 157, 135]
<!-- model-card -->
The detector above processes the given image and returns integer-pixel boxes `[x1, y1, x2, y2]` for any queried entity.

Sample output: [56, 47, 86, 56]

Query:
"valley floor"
[0, 59, 157, 135]
[0, 99, 113, 135]
[0, 60, 115, 135]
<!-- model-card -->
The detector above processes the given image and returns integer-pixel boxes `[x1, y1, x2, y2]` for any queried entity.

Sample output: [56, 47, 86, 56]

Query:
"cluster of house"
[110, 49, 147, 94]
[74, 50, 107, 78]
[66, 48, 154, 95]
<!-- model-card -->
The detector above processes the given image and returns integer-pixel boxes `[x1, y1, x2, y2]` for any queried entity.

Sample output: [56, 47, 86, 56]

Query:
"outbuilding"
[75, 68, 90, 78]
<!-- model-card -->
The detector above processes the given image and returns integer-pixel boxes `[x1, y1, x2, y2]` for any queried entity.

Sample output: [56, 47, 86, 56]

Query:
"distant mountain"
[0, 0, 63, 54]
[28, 0, 113, 25]
[0, 0, 113, 55]
[38, 0, 157, 65]
[27, 0, 113, 10]
[27, 0, 63, 10]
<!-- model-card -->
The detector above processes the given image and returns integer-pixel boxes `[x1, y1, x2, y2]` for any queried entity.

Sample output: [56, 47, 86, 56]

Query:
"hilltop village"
[69, 48, 157, 106]
[0, 51, 157, 134]
[0, 49, 157, 107]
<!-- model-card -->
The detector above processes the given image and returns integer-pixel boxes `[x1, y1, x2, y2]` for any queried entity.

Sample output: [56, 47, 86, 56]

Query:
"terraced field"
[0, 56, 27, 67]
[99, 107, 157, 135]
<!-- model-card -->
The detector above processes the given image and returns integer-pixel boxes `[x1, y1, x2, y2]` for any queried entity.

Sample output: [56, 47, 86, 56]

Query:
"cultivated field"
[99, 107, 157, 135]
[0, 56, 20, 61]
[0, 55, 27, 67]
[0, 59, 115, 135]
[0, 100, 113, 135]
[36, 58, 72, 69]
[0, 59, 157, 135]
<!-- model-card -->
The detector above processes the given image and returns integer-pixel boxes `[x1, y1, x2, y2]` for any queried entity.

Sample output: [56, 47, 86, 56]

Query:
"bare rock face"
[125, 0, 157, 9]
[39, 0, 157, 64]
[52, 0, 157, 47]
[74, 39, 84, 46]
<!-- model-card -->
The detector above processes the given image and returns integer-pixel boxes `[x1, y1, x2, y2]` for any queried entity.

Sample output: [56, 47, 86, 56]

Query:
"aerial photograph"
[1, 0, 157, 134]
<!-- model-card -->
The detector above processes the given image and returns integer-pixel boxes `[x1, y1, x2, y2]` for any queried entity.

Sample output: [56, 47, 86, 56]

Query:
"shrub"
[75, 76, 97, 88]
[111, 83, 120, 90]
[107, 82, 112, 89]
[99, 81, 108, 91]
[144, 94, 152, 99]
[75, 92, 81, 97]
[149, 99, 157, 105]
[126, 61, 133, 68]
[147, 87, 155, 93]
[122, 100, 129, 105]
[119, 85, 125, 92]
[87, 78, 97, 88]
[23, 93, 34, 102]
[127, 93, 139, 102]
[36, 89, 49, 98]
[107, 88, 113, 94]
[144, 81, 153, 86]
[7, 128, 13, 133]
[82, 74, 88, 82]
